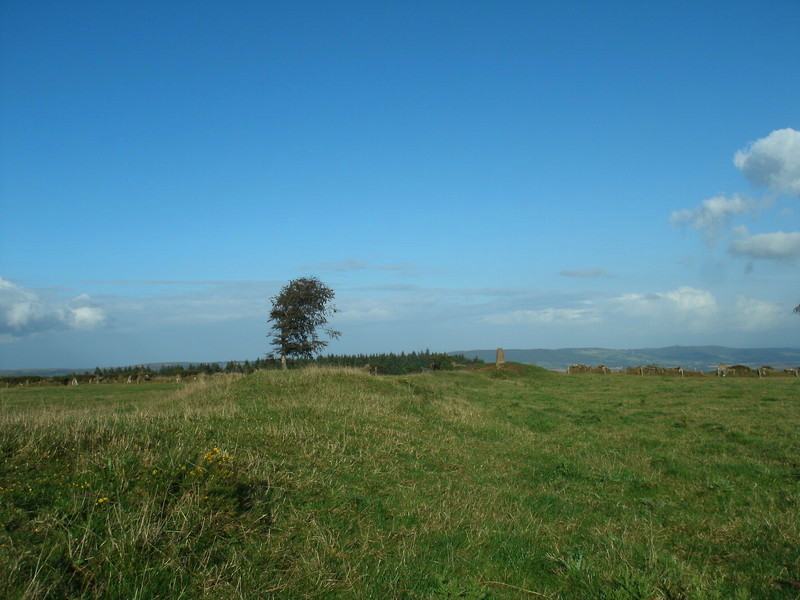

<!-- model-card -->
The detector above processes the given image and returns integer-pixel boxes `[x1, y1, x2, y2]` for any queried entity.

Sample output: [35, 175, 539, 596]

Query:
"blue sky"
[1, 1, 799, 369]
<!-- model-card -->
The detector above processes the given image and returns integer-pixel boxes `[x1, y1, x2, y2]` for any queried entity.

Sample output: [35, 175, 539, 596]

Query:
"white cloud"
[671, 129, 800, 259]
[612, 286, 718, 332]
[609, 286, 793, 336]
[734, 128, 800, 196]
[732, 297, 784, 331]
[0, 277, 107, 337]
[7, 301, 38, 328]
[662, 286, 718, 314]
[729, 231, 800, 260]
[478, 285, 791, 343]
[67, 306, 107, 329]
[670, 194, 752, 239]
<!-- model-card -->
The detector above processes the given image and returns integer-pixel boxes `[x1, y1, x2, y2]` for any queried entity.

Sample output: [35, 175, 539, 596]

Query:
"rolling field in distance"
[1, 366, 798, 599]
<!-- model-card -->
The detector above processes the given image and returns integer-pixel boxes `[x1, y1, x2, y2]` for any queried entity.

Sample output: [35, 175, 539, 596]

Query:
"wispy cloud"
[349, 284, 421, 292]
[559, 269, 611, 278]
[336, 298, 398, 322]
[376, 263, 417, 272]
[303, 260, 369, 272]
[300, 260, 417, 273]
[484, 307, 600, 325]
[82, 279, 276, 286]
[116, 281, 278, 327]
[734, 128, 800, 196]
[2, 275, 793, 361]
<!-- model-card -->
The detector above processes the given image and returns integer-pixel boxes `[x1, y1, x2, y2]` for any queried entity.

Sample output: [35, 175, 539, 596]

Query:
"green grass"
[1, 367, 798, 599]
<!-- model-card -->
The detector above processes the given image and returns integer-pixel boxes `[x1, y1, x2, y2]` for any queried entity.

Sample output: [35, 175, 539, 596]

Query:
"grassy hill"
[454, 346, 800, 371]
[1, 367, 798, 598]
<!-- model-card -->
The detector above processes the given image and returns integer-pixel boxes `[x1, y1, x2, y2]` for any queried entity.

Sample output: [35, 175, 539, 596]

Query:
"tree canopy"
[268, 277, 341, 368]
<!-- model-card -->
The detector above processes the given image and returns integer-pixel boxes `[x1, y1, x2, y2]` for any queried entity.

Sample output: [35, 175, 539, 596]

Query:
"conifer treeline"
[283, 350, 483, 375]
[146, 350, 481, 377]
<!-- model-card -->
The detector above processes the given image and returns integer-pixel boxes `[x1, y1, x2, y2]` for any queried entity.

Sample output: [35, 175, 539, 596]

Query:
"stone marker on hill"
[496, 347, 505, 368]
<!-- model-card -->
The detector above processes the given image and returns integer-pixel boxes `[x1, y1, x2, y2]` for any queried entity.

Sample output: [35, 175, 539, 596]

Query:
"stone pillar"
[496, 347, 505, 368]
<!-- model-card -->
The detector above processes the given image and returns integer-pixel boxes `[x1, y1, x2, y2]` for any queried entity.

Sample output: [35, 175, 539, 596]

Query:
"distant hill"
[451, 346, 800, 372]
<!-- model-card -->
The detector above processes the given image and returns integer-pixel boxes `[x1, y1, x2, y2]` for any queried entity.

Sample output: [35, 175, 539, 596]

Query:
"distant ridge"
[451, 346, 800, 372]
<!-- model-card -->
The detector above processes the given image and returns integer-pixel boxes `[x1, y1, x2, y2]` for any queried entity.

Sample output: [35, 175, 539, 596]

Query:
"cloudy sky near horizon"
[1, 1, 799, 369]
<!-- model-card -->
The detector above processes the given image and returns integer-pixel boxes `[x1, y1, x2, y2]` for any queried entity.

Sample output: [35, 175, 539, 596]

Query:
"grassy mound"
[1, 368, 798, 598]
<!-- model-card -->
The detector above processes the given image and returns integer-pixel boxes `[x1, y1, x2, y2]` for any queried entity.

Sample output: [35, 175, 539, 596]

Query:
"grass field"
[1, 366, 798, 599]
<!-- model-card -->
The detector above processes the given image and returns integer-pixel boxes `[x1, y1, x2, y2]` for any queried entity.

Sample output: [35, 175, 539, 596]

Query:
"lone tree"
[268, 277, 341, 369]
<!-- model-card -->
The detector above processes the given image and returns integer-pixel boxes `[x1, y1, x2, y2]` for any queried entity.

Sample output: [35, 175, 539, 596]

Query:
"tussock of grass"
[1, 367, 798, 598]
